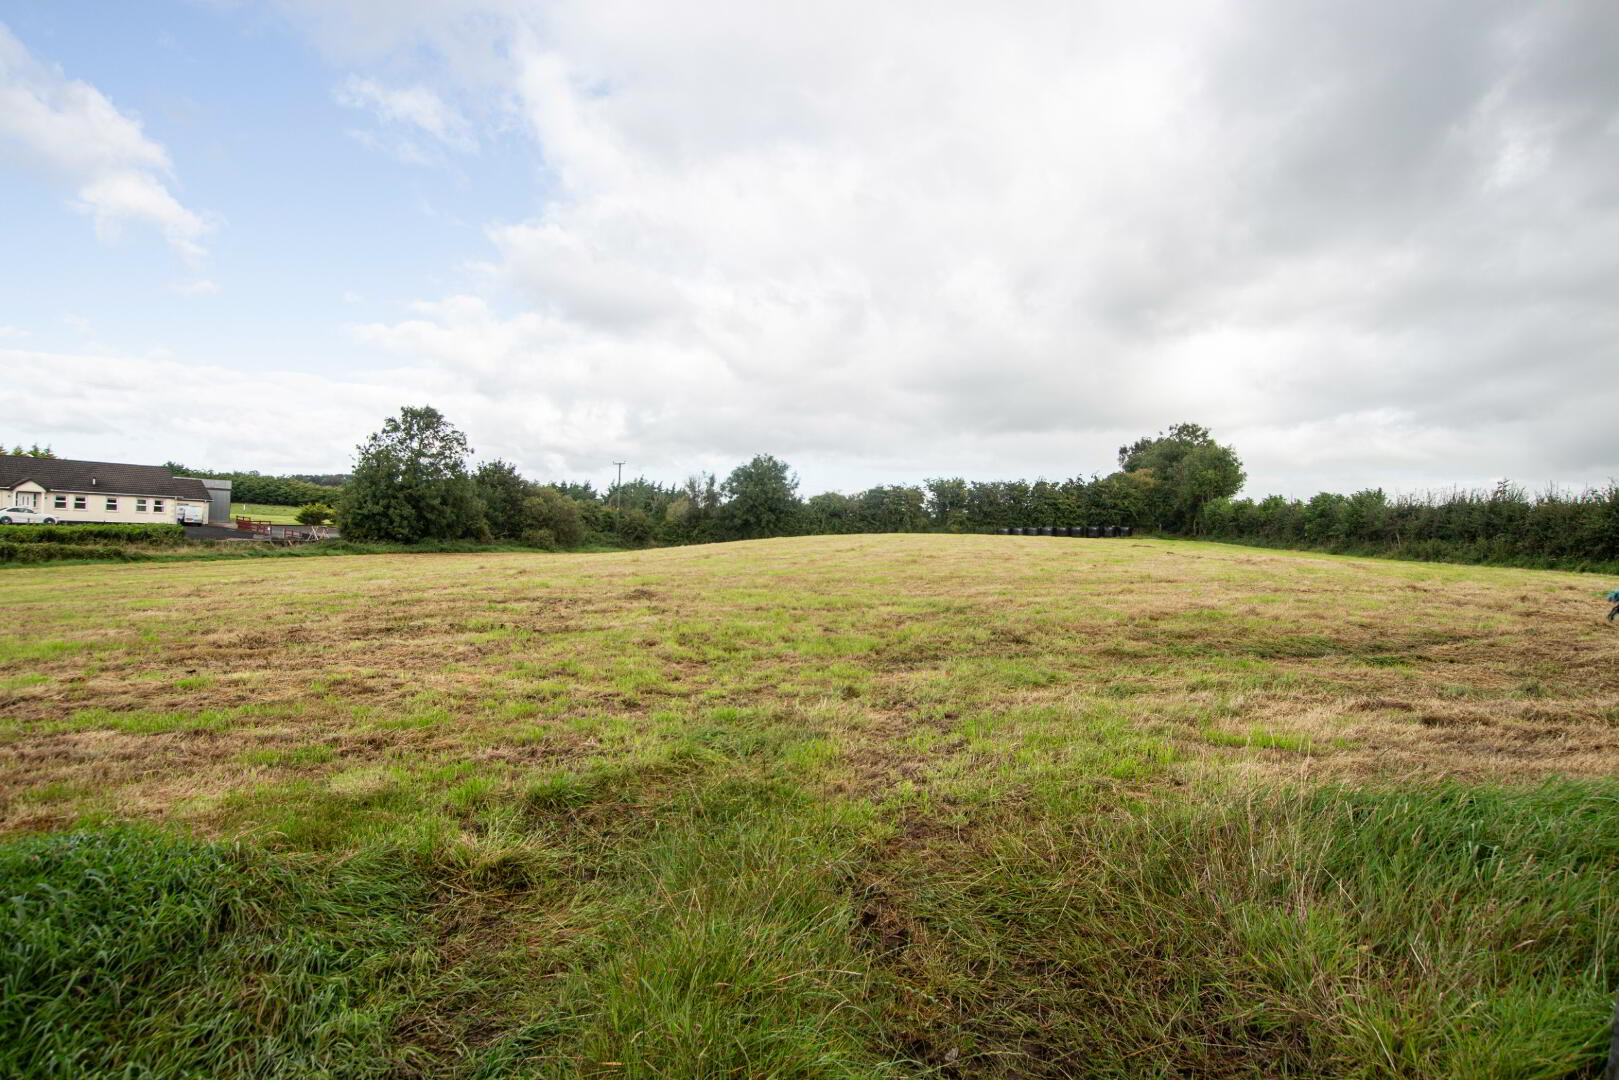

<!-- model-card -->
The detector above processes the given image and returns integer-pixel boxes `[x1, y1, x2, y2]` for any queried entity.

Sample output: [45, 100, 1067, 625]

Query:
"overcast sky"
[0, 1, 1614, 498]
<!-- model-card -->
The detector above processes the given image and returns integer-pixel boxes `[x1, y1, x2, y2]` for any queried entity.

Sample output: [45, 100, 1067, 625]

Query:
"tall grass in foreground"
[2, 779, 1615, 1078]
[882, 780, 1619, 1078]
[0, 828, 431, 1080]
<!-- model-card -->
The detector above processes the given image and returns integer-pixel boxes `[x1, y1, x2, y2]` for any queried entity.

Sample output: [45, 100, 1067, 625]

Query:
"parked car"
[0, 505, 58, 525]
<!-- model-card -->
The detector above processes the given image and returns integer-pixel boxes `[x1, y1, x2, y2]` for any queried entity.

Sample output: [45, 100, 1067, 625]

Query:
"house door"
[15, 492, 36, 508]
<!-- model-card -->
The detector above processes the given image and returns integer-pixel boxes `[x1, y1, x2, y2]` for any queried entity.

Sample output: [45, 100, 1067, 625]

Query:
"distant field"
[228, 501, 304, 523]
[2, 535, 1617, 1078]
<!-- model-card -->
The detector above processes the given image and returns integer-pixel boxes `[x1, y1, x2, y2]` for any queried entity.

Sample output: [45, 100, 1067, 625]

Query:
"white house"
[0, 455, 229, 525]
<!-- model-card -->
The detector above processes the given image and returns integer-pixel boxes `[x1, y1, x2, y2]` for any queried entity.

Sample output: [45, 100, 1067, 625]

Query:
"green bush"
[0, 523, 185, 545]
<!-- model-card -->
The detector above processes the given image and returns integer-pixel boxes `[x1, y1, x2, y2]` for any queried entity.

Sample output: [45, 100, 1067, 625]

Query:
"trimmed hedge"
[0, 523, 185, 545]
[0, 542, 152, 563]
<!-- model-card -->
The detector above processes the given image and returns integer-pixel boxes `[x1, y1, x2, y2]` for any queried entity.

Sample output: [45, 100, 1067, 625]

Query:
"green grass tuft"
[0, 827, 430, 1080]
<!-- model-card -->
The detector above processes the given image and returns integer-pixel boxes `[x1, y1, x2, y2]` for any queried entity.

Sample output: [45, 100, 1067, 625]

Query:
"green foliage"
[804, 491, 859, 534]
[661, 473, 723, 544]
[1197, 480, 1619, 569]
[719, 454, 802, 540]
[0, 523, 184, 545]
[0, 828, 428, 1079]
[604, 506, 654, 546]
[472, 460, 530, 539]
[520, 486, 585, 548]
[4, 443, 55, 458]
[0, 541, 151, 563]
[294, 503, 335, 526]
[856, 484, 928, 532]
[923, 476, 969, 530]
[166, 464, 340, 507]
[1117, 421, 1246, 531]
[339, 406, 484, 543]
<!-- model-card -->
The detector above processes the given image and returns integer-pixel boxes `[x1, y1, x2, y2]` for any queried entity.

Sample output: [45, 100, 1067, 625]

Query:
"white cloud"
[174, 278, 220, 296]
[0, 23, 215, 259]
[335, 74, 474, 159]
[0, 347, 409, 471]
[12, 2, 1619, 498]
[306, 0, 1619, 495]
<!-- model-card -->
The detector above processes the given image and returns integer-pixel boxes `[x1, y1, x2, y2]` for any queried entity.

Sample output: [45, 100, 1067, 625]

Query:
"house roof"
[0, 455, 211, 500]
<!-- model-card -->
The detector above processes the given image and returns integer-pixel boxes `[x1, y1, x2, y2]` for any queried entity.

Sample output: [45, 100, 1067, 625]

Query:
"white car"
[0, 505, 58, 525]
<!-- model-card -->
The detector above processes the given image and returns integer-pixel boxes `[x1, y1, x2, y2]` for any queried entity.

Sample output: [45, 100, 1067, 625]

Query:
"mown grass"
[230, 502, 305, 524]
[1, 535, 1617, 1077]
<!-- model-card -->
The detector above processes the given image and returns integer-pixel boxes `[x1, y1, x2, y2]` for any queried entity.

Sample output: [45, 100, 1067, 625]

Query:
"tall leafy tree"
[340, 406, 483, 542]
[924, 477, 970, 530]
[1117, 422, 1245, 531]
[719, 454, 801, 540]
[472, 460, 531, 540]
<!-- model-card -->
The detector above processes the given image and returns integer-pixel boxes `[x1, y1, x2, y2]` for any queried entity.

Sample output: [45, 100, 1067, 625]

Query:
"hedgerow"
[0, 523, 185, 545]
[0, 542, 151, 563]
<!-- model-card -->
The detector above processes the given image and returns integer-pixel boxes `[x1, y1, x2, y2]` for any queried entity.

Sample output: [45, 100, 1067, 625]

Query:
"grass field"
[2, 534, 1617, 1078]
[229, 501, 305, 523]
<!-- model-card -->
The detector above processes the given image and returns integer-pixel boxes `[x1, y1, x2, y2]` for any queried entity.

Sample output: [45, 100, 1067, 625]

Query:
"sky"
[0, 0, 1615, 499]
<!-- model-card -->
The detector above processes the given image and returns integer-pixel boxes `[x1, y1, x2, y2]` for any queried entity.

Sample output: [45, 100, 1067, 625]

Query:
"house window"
[54, 495, 67, 509]
[105, 498, 118, 511]
[73, 496, 87, 510]
[135, 499, 148, 512]
[153, 499, 165, 513]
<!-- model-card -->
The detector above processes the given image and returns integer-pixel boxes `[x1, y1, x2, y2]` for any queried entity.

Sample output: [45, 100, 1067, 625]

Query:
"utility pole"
[612, 461, 626, 511]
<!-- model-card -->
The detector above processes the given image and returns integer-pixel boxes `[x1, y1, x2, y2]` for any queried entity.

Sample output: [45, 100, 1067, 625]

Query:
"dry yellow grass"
[2, 534, 1616, 833]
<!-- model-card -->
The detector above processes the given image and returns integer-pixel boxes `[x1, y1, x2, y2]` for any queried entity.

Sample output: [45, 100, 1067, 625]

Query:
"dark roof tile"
[0, 456, 211, 501]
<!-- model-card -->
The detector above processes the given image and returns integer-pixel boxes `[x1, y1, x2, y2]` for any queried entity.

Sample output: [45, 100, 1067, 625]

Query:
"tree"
[519, 486, 584, 548]
[339, 406, 483, 542]
[804, 491, 857, 534]
[472, 460, 531, 540]
[1117, 422, 1245, 532]
[295, 502, 335, 526]
[666, 472, 722, 542]
[857, 485, 928, 532]
[719, 454, 801, 540]
[924, 477, 970, 530]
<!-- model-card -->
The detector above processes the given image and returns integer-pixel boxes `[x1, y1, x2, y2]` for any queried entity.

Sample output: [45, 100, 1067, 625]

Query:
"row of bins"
[1000, 526, 1132, 537]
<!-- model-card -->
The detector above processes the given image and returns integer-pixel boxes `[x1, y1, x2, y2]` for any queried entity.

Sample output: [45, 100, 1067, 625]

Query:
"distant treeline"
[335, 410, 1246, 549]
[562, 471, 1173, 543]
[544, 422, 1245, 545]
[165, 408, 1619, 575]
[163, 464, 345, 507]
[1195, 483, 1619, 571]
